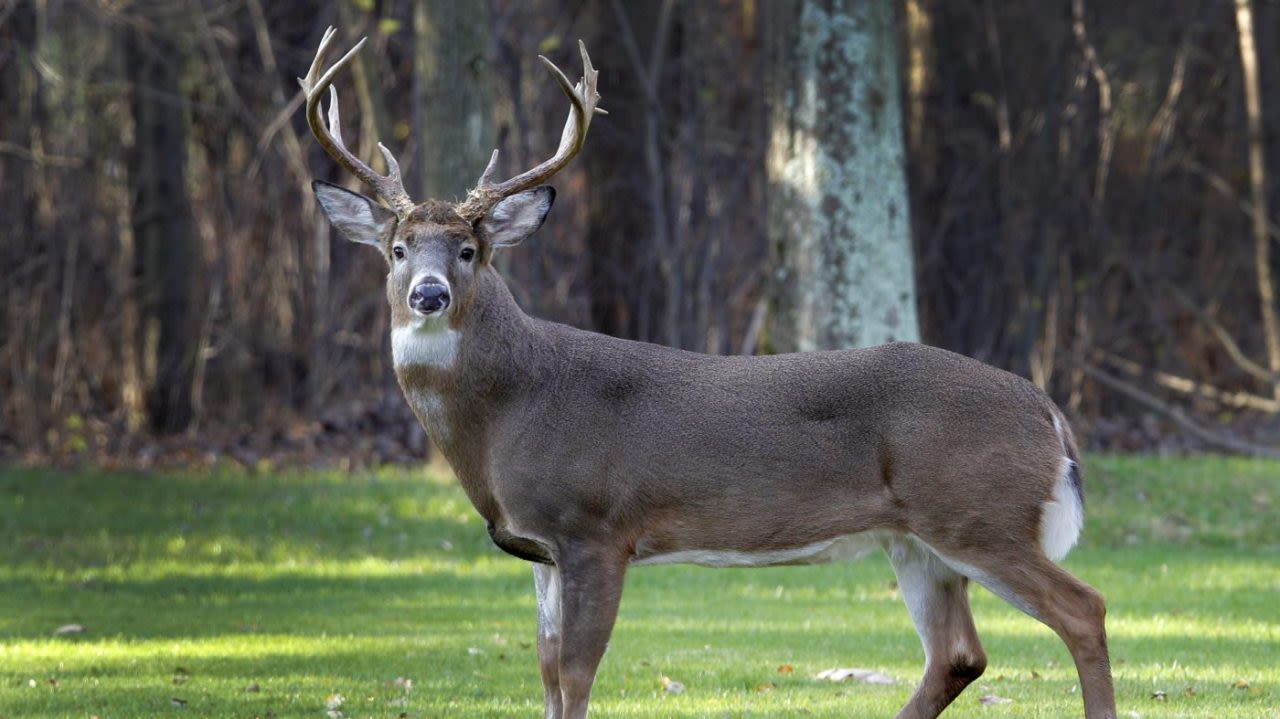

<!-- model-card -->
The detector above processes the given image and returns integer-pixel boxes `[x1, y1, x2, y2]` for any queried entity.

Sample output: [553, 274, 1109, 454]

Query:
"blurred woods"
[3, 0, 1280, 465]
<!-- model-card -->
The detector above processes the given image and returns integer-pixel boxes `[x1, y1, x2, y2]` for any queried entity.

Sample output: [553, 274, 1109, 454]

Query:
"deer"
[299, 28, 1117, 719]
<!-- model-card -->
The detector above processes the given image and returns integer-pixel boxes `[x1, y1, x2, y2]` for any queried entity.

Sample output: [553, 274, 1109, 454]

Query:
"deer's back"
[489, 328, 1067, 551]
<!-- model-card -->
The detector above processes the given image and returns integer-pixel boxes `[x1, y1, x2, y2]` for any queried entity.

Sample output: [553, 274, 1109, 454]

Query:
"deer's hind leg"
[533, 563, 563, 719]
[884, 535, 988, 719]
[955, 550, 1116, 719]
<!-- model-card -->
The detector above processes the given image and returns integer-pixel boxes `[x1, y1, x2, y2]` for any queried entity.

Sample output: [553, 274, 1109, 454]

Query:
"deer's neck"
[392, 268, 545, 457]
[392, 270, 546, 521]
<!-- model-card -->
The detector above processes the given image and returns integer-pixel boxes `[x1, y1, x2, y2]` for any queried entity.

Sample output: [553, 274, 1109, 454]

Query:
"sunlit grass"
[0, 458, 1277, 717]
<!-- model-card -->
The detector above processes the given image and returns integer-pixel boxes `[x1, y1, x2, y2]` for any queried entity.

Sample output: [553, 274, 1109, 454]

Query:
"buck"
[299, 28, 1116, 719]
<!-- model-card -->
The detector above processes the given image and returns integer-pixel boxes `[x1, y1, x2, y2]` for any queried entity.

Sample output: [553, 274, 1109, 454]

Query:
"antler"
[456, 40, 606, 222]
[299, 27, 415, 218]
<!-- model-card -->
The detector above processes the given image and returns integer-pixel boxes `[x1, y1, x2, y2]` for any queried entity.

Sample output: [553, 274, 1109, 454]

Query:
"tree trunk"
[583, 0, 662, 341]
[763, 0, 920, 352]
[1234, 0, 1280, 399]
[0, 2, 42, 440]
[413, 0, 494, 201]
[126, 8, 198, 433]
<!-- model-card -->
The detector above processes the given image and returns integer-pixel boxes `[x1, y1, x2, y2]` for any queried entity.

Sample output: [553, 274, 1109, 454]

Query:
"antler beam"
[456, 40, 605, 222]
[299, 27, 415, 218]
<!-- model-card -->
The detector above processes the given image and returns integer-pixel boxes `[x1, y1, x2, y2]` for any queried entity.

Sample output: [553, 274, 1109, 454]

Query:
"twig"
[0, 140, 82, 167]
[1080, 362, 1280, 458]
[1072, 0, 1114, 213]
[1095, 350, 1280, 413]
[1167, 283, 1280, 384]
[1179, 157, 1280, 246]
[739, 296, 768, 356]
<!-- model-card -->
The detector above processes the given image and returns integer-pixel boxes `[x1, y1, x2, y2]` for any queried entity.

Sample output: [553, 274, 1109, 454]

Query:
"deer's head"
[300, 28, 602, 331]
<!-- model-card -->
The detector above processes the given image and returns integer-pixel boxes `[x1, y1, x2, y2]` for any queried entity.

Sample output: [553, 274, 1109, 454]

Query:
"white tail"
[302, 31, 1117, 719]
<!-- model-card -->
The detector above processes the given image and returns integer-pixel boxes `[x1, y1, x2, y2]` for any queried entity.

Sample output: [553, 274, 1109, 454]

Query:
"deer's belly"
[631, 531, 884, 568]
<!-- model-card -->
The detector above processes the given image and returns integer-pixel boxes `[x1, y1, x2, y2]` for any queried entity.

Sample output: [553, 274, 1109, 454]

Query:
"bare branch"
[1167, 283, 1280, 384]
[1095, 350, 1280, 413]
[1080, 362, 1280, 458]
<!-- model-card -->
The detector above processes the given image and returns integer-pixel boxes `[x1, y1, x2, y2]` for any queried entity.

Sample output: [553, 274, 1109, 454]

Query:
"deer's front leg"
[533, 563, 563, 719]
[553, 546, 627, 719]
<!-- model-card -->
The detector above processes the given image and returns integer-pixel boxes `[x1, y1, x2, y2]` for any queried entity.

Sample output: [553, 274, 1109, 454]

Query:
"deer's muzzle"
[409, 281, 450, 315]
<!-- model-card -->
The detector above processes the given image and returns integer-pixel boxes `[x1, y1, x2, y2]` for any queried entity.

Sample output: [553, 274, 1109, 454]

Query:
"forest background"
[4, 0, 1280, 466]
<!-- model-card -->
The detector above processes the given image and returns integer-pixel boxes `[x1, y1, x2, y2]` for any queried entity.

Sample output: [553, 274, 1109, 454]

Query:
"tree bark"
[413, 0, 494, 201]
[126, 8, 198, 433]
[583, 0, 661, 341]
[763, 0, 920, 352]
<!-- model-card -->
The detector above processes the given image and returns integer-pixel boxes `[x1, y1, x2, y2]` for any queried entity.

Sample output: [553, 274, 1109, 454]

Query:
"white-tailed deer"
[300, 28, 1116, 719]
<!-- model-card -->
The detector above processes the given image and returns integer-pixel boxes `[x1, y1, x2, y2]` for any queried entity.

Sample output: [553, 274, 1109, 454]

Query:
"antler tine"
[298, 27, 415, 218]
[457, 40, 604, 222]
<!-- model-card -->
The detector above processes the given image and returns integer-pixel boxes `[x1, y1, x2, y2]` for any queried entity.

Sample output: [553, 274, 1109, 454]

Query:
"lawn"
[0, 455, 1277, 718]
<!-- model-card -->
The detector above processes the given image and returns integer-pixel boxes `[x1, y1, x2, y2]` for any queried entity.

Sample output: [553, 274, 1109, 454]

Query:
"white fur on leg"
[533, 564, 561, 641]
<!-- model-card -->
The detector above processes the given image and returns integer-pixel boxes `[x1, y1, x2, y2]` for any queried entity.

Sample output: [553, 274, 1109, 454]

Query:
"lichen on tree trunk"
[764, 0, 920, 352]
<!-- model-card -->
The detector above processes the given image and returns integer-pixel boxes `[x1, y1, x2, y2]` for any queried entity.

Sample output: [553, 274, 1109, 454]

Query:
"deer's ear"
[479, 186, 555, 248]
[313, 180, 397, 247]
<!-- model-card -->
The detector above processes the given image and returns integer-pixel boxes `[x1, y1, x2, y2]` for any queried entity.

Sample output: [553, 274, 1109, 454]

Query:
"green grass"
[0, 456, 1277, 718]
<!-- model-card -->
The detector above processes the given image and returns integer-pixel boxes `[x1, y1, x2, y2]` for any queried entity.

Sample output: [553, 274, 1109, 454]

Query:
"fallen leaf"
[1183, 686, 1195, 697]
[777, 664, 794, 674]
[659, 676, 685, 694]
[814, 667, 898, 685]
[755, 681, 776, 693]
[978, 695, 1013, 706]
[53, 624, 85, 636]
[1231, 678, 1250, 690]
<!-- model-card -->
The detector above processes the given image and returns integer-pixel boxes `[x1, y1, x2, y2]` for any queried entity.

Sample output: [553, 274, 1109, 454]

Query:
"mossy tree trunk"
[763, 0, 920, 352]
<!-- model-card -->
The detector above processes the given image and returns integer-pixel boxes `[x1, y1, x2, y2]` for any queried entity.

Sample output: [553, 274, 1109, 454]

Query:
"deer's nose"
[409, 282, 450, 314]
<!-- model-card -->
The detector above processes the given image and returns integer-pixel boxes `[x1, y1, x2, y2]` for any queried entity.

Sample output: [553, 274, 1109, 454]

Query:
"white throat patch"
[391, 322, 459, 369]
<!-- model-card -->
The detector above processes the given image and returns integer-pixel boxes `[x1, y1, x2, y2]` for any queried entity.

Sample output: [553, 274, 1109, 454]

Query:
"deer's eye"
[392, 246, 406, 260]
[459, 246, 476, 262]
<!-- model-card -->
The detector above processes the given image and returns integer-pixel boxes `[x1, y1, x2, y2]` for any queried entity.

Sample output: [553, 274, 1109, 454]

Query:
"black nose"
[409, 282, 450, 314]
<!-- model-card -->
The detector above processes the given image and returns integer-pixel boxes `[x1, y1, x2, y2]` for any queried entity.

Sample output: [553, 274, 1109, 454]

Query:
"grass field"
[0, 455, 1277, 718]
